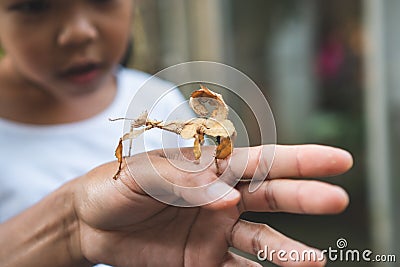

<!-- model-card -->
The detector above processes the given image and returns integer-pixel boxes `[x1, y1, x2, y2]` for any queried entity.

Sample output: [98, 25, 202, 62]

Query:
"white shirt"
[0, 67, 192, 222]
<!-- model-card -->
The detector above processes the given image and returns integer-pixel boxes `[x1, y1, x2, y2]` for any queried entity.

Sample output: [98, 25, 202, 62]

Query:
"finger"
[268, 145, 353, 178]
[237, 179, 349, 214]
[229, 220, 326, 267]
[219, 144, 353, 182]
[221, 251, 262, 267]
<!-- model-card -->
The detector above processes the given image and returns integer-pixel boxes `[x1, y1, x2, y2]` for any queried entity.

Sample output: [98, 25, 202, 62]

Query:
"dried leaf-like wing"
[180, 124, 198, 139]
[180, 118, 206, 139]
[131, 111, 148, 127]
[189, 97, 209, 117]
[221, 120, 236, 136]
[204, 119, 235, 137]
[193, 134, 203, 160]
[113, 138, 123, 179]
[215, 137, 233, 159]
[190, 85, 223, 101]
[115, 138, 123, 163]
[189, 85, 229, 121]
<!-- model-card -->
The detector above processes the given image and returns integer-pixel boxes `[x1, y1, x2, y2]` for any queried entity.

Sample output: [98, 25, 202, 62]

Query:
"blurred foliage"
[127, 0, 162, 74]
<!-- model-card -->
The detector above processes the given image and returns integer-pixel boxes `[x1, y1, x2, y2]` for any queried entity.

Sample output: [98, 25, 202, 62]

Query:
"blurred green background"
[127, 1, 399, 266]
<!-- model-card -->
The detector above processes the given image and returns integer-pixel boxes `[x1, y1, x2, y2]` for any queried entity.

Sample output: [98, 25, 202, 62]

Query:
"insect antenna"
[108, 117, 137, 122]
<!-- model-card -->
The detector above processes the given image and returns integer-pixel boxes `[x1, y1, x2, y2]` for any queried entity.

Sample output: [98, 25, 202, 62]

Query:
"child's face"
[0, 0, 133, 96]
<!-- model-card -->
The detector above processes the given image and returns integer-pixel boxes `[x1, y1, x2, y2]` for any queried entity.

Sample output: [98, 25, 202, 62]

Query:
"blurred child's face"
[0, 0, 133, 96]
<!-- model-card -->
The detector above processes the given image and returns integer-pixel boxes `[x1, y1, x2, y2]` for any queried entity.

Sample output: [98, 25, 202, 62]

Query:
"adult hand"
[73, 144, 352, 267]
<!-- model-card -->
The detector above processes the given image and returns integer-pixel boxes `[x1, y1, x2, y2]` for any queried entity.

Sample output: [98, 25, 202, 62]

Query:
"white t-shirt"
[0, 67, 192, 222]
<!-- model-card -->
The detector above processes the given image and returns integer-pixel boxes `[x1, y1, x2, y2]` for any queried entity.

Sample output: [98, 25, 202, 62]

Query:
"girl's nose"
[57, 14, 97, 47]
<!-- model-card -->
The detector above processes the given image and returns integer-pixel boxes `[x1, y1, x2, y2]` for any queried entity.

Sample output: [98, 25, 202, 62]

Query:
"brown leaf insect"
[111, 85, 236, 179]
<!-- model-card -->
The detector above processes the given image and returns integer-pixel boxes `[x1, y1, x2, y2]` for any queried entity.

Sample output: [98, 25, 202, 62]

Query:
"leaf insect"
[111, 85, 236, 179]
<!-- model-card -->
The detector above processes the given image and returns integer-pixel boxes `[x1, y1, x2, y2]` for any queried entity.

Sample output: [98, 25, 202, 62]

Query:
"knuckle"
[264, 180, 278, 211]
[251, 224, 269, 255]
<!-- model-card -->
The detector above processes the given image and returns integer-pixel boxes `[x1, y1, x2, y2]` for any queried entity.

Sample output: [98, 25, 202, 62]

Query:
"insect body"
[112, 85, 236, 179]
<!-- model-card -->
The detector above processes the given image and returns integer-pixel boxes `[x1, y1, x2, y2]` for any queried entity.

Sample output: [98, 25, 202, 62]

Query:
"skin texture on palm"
[73, 144, 352, 267]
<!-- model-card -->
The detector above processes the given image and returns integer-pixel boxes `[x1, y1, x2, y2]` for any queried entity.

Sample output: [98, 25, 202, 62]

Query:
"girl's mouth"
[60, 62, 102, 84]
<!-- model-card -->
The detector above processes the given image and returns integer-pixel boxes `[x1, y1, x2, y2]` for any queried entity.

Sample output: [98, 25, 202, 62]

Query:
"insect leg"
[128, 122, 134, 157]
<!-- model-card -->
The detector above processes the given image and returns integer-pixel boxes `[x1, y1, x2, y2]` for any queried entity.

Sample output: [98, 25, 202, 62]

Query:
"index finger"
[220, 144, 353, 181]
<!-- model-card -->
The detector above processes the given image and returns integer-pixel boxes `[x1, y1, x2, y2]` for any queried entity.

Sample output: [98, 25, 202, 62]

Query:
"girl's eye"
[9, 0, 50, 14]
[89, 0, 117, 6]
[90, 0, 111, 3]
